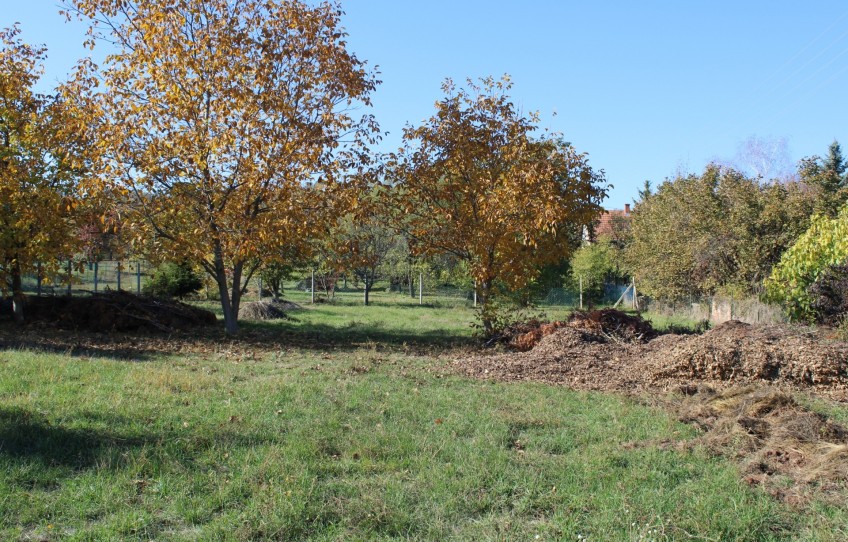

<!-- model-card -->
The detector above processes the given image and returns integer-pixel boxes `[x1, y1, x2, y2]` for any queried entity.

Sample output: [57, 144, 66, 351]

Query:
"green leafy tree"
[766, 206, 848, 321]
[627, 165, 816, 301]
[143, 262, 203, 299]
[259, 261, 296, 301]
[571, 239, 626, 303]
[798, 140, 848, 218]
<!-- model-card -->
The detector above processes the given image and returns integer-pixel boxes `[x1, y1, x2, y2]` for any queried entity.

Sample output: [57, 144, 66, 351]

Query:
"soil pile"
[677, 386, 848, 504]
[455, 320, 848, 395]
[652, 321, 848, 387]
[23, 291, 217, 333]
[503, 309, 655, 352]
[566, 309, 657, 343]
[507, 320, 567, 352]
[239, 299, 301, 321]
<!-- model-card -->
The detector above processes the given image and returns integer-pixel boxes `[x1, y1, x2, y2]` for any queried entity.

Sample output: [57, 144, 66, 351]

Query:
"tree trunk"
[364, 271, 370, 306]
[230, 262, 244, 328]
[11, 259, 24, 324]
[478, 279, 493, 336]
[212, 243, 239, 335]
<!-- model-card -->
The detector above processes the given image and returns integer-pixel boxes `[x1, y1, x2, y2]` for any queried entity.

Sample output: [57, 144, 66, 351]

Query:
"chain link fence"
[16, 261, 785, 326]
[19, 260, 152, 297]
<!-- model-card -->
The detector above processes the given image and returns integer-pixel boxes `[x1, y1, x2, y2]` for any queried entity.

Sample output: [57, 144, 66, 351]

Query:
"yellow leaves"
[389, 78, 605, 296]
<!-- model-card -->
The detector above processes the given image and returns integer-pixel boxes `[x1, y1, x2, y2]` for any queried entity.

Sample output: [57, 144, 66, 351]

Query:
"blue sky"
[5, 1, 848, 208]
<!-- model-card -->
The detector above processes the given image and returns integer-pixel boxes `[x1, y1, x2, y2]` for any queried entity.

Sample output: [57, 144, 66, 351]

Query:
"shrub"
[808, 262, 848, 325]
[766, 207, 848, 321]
[143, 262, 203, 299]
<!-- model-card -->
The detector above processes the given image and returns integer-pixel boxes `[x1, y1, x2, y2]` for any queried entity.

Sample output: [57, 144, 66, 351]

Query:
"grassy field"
[0, 299, 845, 540]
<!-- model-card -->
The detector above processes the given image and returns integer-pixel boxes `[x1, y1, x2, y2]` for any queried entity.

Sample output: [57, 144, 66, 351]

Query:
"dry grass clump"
[677, 386, 848, 504]
[238, 299, 301, 321]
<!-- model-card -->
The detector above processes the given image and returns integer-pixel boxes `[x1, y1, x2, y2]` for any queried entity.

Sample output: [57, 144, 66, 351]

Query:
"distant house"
[583, 203, 632, 244]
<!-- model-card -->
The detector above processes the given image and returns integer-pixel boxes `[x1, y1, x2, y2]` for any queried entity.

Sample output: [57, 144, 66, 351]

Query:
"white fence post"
[579, 275, 583, 310]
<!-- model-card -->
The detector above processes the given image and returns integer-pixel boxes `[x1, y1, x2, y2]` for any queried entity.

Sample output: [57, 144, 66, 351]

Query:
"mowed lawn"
[0, 299, 843, 541]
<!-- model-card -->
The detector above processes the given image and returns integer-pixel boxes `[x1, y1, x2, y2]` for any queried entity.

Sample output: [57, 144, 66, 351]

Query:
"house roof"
[593, 205, 631, 240]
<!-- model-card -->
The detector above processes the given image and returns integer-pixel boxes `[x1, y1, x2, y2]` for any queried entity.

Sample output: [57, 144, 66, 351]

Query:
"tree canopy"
[766, 205, 848, 322]
[67, 0, 380, 333]
[388, 76, 606, 333]
[626, 165, 816, 301]
[0, 25, 92, 320]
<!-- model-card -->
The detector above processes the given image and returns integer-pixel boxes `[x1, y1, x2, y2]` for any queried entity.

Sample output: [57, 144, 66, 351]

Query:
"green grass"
[0, 301, 845, 540]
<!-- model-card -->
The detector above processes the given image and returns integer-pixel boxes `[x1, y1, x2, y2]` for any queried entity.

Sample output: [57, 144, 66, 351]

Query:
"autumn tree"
[334, 197, 398, 306]
[0, 26, 91, 321]
[388, 77, 606, 334]
[67, 0, 380, 334]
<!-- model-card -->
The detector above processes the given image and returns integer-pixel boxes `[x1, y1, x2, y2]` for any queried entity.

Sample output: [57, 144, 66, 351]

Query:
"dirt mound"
[650, 323, 848, 388]
[567, 309, 656, 343]
[23, 291, 217, 333]
[454, 320, 848, 395]
[239, 299, 301, 321]
[677, 386, 848, 504]
[501, 309, 655, 352]
[507, 320, 567, 351]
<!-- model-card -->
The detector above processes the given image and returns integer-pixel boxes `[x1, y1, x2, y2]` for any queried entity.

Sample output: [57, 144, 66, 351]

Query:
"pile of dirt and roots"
[499, 309, 657, 352]
[238, 299, 301, 321]
[20, 291, 217, 333]
[458, 317, 848, 395]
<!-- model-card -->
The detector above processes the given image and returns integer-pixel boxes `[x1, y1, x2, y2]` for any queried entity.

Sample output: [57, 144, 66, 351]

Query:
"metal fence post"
[136, 262, 141, 294]
[93, 261, 99, 292]
[117, 261, 122, 291]
[311, 268, 315, 304]
[579, 275, 583, 310]
[36, 262, 42, 297]
[419, 272, 423, 305]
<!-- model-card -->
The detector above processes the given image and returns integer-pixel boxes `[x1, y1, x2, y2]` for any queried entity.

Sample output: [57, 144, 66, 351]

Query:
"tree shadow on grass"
[0, 407, 287, 485]
[0, 407, 148, 472]
[0, 307, 478, 359]
[240, 320, 476, 352]
[0, 334, 161, 362]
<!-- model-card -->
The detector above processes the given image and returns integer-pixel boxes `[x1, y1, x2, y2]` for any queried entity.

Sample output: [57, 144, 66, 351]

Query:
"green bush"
[766, 206, 848, 321]
[143, 262, 203, 299]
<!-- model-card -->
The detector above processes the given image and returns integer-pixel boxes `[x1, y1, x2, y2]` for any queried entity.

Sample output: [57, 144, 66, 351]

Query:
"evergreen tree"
[798, 140, 848, 217]
[824, 140, 847, 183]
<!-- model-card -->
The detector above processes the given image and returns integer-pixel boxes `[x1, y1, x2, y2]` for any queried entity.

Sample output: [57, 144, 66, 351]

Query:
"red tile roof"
[593, 204, 631, 240]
